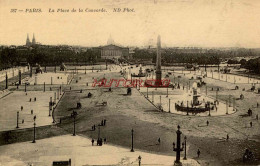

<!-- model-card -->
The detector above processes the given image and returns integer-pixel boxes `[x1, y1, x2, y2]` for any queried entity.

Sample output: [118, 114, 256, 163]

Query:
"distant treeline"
[1, 46, 260, 74]
[0, 47, 100, 70]
[132, 48, 260, 65]
[132, 48, 260, 74]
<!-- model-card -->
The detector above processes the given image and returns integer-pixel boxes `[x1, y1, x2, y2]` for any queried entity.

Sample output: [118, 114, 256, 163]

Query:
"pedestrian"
[91, 138, 94, 146]
[104, 119, 106, 126]
[206, 120, 209, 126]
[250, 121, 253, 127]
[34, 115, 36, 121]
[226, 134, 229, 141]
[100, 138, 102, 146]
[197, 149, 200, 158]
[21, 106, 23, 111]
[101, 120, 104, 126]
[93, 125, 96, 131]
[158, 138, 161, 144]
[104, 137, 107, 144]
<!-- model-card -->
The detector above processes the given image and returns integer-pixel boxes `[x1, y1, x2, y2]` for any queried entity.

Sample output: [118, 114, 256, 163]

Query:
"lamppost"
[186, 101, 189, 115]
[49, 100, 52, 117]
[173, 125, 184, 165]
[216, 89, 218, 101]
[16, 111, 19, 128]
[98, 125, 101, 140]
[169, 98, 171, 113]
[131, 129, 134, 152]
[229, 95, 231, 107]
[160, 96, 162, 110]
[233, 97, 236, 111]
[208, 103, 211, 116]
[5, 72, 8, 89]
[71, 110, 77, 136]
[183, 136, 187, 160]
[152, 91, 154, 103]
[138, 155, 142, 166]
[226, 100, 228, 114]
[32, 122, 36, 143]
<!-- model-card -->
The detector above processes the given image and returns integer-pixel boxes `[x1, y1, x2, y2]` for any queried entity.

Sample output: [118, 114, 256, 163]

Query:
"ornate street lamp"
[131, 129, 134, 152]
[183, 136, 187, 160]
[71, 110, 78, 136]
[173, 125, 184, 165]
[16, 111, 19, 128]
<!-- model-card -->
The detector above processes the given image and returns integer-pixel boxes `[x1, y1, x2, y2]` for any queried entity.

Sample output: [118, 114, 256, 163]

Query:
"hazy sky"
[0, 0, 260, 48]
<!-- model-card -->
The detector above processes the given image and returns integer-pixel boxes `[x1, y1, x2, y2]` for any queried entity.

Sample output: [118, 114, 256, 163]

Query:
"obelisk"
[155, 35, 162, 87]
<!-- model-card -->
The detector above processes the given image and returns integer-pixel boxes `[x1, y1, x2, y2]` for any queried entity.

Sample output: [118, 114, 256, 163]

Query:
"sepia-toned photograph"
[0, 0, 260, 165]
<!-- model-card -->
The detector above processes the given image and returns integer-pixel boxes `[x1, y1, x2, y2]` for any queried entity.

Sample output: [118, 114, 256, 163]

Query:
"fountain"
[175, 83, 212, 114]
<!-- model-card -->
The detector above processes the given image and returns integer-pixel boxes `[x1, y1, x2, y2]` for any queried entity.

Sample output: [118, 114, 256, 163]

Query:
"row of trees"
[241, 57, 260, 74]
[132, 48, 260, 74]
[1, 46, 260, 74]
[0, 47, 100, 70]
[133, 48, 221, 65]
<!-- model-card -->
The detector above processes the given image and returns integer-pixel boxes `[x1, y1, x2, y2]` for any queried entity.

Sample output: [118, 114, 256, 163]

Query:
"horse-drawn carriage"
[35, 63, 43, 74]
[87, 92, 92, 98]
[77, 102, 82, 109]
[127, 87, 132, 95]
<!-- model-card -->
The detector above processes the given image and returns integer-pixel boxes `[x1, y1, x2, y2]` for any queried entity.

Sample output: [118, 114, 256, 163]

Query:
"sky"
[0, 0, 260, 48]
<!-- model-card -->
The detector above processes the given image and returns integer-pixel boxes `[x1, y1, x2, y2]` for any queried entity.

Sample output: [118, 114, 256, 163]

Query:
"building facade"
[99, 44, 129, 59]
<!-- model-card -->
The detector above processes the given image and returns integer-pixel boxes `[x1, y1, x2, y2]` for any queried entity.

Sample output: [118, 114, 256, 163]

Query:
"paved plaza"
[0, 64, 259, 166]
[0, 134, 200, 166]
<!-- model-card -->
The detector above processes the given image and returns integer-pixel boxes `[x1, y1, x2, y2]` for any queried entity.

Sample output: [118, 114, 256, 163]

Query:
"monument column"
[155, 35, 162, 87]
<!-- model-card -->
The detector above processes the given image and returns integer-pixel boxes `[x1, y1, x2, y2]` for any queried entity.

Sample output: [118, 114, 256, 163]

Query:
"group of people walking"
[91, 119, 108, 146]
[91, 119, 107, 131]
[91, 137, 107, 146]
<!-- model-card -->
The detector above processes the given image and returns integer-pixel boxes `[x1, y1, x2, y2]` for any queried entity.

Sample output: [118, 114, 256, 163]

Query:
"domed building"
[94, 35, 129, 61]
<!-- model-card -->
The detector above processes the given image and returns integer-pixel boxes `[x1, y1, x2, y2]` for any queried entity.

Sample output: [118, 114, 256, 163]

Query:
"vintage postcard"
[0, 0, 260, 165]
